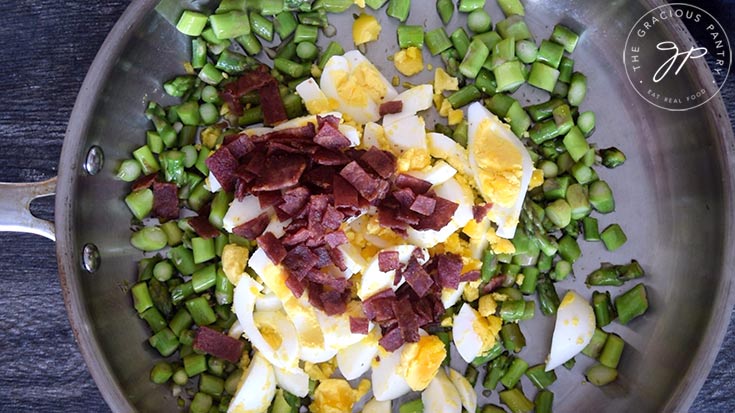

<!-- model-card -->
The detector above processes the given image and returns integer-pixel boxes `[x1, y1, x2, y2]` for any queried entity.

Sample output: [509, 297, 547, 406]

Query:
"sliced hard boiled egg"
[383, 114, 428, 152]
[227, 351, 276, 413]
[363, 398, 391, 413]
[358, 245, 429, 300]
[421, 368, 462, 413]
[546, 290, 596, 371]
[273, 364, 309, 398]
[337, 328, 380, 380]
[361, 122, 386, 150]
[320, 51, 397, 124]
[315, 301, 372, 352]
[452, 303, 497, 363]
[382, 84, 434, 126]
[337, 242, 368, 278]
[232, 276, 300, 369]
[448, 368, 478, 413]
[406, 160, 457, 187]
[467, 102, 534, 239]
[440, 282, 466, 309]
[223, 195, 268, 233]
[405, 177, 473, 249]
[283, 296, 337, 364]
[372, 344, 412, 401]
[295, 77, 332, 115]
[426, 132, 473, 177]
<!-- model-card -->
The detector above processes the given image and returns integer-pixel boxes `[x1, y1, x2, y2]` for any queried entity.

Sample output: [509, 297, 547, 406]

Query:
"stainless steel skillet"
[0, 0, 733, 411]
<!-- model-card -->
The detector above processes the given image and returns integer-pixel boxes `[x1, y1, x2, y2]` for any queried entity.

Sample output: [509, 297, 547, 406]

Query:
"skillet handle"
[0, 178, 57, 241]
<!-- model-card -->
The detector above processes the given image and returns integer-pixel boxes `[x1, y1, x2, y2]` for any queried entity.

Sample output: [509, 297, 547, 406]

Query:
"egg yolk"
[396, 148, 431, 172]
[473, 118, 523, 207]
[353, 13, 381, 45]
[333, 63, 387, 108]
[486, 227, 516, 254]
[478, 294, 498, 317]
[257, 323, 283, 349]
[393, 47, 424, 76]
[434, 67, 459, 94]
[283, 298, 325, 349]
[399, 335, 447, 391]
[529, 168, 544, 189]
[222, 244, 249, 285]
[309, 379, 361, 413]
[304, 360, 337, 381]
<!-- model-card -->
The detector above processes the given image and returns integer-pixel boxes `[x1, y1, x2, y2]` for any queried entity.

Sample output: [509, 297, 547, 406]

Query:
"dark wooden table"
[0, 1, 733, 412]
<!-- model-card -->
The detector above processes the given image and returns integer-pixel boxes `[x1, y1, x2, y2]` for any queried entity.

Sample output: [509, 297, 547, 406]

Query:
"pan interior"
[60, 1, 735, 412]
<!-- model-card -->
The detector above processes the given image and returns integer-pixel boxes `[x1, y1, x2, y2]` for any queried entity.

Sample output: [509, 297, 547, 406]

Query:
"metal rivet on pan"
[81, 243, 101, 273]
[84, 146, 104, 175]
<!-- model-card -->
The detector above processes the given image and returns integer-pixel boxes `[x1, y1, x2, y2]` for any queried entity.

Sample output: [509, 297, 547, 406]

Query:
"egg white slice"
[440, 282, 466, 309]
[546, 290, 596, 371]
[206, 172, 222, 192]
[233, 277, 300, 369]
[273, 364, 309, 398]
[448, 368, 477, 413]
[467, 102, 534, 239]
[227, 351, 276, 413]
[339, 123, 361, 147]
[358, 245, 429, 300]
[383, 114, 427, 152]
[382, 84, 434, 126]
[361, 122, 384, 149]
[426, 132, 473, 177]
[406, 160, 457, 187]
[363, 398, 391, 413]
[315, 301, 372, 352]
[223, 195, 269, 233]
[421, 368, 462, 413]
[405, 177, 473, 249]
[453, 303, 491, 363]
[255, 292, 283, 312]
[295, 77, 330, 115]
[337, 329, 380, 380]
[284, 296, 338, 364]
[337, 242, 368, 279]
[372, 344, 412, 401]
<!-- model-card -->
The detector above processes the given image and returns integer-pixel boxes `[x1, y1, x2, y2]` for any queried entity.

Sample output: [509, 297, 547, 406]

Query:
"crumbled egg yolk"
[432, 233, 482, 272]
[448, 107, 464, 126]
[478, 294, 498, 317]
[463, 280, 482, 302]
[491, 293, 508, 302]
[256, 323, 283, 350]
[333, 63, 388, 108]
[201, 126, 222, 149]
[393, 47, 424, 76]
[434, 67, 459, 94]
[354, 0, 366, 7]
[396, 148, 431, 172]
[304, 360, 338, 381]
[464, 310, 500, 353]
[472, 118, 524, 207]
[529, 168, 544, 190]
[515, 273, 525, 286]
[487, 227, 516, 254]
[309, 379, 369, 413]
[433, 93, 444, 110]
[399, 335, 447, 391]
[353, 13, 381, 46]
[304, 95, 336, 116]
[222, 244, 249, 285]
[462, 219, 486, 240]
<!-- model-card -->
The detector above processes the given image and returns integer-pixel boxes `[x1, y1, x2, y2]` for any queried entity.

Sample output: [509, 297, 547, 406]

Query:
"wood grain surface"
[0, 1, 732, 412]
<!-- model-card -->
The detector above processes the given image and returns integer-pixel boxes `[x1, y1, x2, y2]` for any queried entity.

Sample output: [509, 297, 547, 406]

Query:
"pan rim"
[55, 1, 735, 412]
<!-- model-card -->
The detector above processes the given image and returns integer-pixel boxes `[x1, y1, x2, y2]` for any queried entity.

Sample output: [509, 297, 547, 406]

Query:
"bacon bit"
[414, 197, 458, 231]
[482, 274, 507, 294]
[473, 203, 493, 223]
[333, 175, 359, 210]
[313, 148, 351, 165]
[410, 194, 437, 216]
[378, 251, 400, 272]
[320, 290, 347, 316]
[317, 115, 340, 130]
[392, 298, 420, 343]
[279, 186, 310, 217]
[282, 245, 319, 280]
[258, 80, 288, 126]
[226, 133, 255, 159]
[205, 147, 239, 192]
[282, 227, 312, 246]
[392, 188, 416, 208]
[256, 191, 283, 209]
[152, 181, 179, 221]
[460, 270, 481, 282]
[257, 232, 287, 265]
[360, 147, 396, 179]
[193, 326, 244, 363]
[324, 230, 348, 248]
[303, 165, 338, 189]
[131, 173, 157, 192]
[379, 100, 403, 116]
[340, 161, 390, 203]
[314, 123, 351, 150]
[436, 253, 463, 289]
[378, 326, 404, 352]
[394, 173, 432, 194]
[327, 247, 347, 271]
[233, 213, 270, 239]
[312, 247, 333, 268]
[349, 317, 370, 335]
[251, 153, 307, 191]
[189, 215, 221, 239]
[284, 274, 305, 298]
[220, 65, 272, 115]
[401, 257, 435, 298]
[255, 124, 316, 143]
[307, 283, 325, 311]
